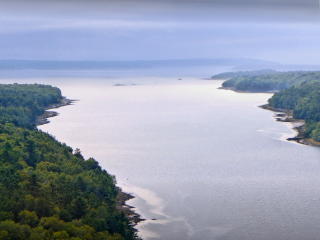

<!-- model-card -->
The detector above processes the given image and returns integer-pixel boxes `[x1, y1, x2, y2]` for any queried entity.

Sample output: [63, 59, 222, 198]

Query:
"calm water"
[3, 72, 320, 240]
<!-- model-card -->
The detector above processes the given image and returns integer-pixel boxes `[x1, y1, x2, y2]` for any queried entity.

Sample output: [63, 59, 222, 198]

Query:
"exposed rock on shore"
[116, 188, 145, 227]
[36, 97, 75, 126]
[259, 104, 320, 147]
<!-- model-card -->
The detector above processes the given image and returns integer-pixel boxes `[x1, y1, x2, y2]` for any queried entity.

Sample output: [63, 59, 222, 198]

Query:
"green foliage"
[268, 81, 320, 142]
[211, 69, 277, 79]
[222, 71, 320, 92]
[0, 84, 139, 240]
[19, 211, 39, 228]
[222, 70, 320, 142]
[0, 84, 62, 126]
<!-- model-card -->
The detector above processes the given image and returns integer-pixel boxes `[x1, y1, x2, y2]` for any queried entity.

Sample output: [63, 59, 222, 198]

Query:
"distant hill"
[0, 58, 277, 70]
[232, 64, 320, 72]
[2, 59, 320, 73]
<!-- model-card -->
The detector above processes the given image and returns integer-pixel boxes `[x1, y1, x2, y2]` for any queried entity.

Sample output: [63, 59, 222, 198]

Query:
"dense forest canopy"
[0, 84, 62, 126]
[268, 81, 320, 142]
[221, 71, 320, 92]
[211, 69, 277, 79]
[0, 84, 139, 240]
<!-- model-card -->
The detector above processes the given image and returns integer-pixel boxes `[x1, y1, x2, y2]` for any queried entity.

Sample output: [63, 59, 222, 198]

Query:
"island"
[0, 84, 140, 240]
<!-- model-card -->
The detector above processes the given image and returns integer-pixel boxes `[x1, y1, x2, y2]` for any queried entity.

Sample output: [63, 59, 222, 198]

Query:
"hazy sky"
[0, 0, 319, 64]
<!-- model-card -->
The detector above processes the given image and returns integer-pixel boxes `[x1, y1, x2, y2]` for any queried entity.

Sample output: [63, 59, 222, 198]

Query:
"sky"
[0, 0, 319, 64]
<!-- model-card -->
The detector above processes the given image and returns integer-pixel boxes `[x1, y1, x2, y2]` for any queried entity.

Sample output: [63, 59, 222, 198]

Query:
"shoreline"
[116, 188, 146, 228]
[35, 97, 145, 229]
[259, 104, 320, 147]
[218, 86, 279, 93]
[35, 97, 76, 126]
[217, 84, 320, 147]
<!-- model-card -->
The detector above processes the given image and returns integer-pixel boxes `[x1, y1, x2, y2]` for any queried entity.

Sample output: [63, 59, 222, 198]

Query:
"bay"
[3, 70, 320, 240]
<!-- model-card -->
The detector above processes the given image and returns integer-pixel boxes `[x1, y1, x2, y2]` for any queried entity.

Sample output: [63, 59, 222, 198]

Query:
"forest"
[211, 69, 277, 79]
[0, 84, 62, 127]
[268, 81, 320, 142]
[221, 71, 320, 92]
[219, 70, 320, 142]
[0, 84, 139, 240]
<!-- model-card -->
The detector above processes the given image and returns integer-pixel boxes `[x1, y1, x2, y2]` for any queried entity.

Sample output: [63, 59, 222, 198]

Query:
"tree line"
[0, 84, 139, 240]
[268, 81, 320, 142]
[218, 70, 320, 142]
[211, 69, 277, 80]
[0, 84, 62, 127]
[221, 71, 320, 92]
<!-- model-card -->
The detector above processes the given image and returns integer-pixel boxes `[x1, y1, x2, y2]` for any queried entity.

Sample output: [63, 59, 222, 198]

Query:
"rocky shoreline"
[259, 104, 320, 147]
[35, 97, 75, 126]
[116, 189, 145, 227]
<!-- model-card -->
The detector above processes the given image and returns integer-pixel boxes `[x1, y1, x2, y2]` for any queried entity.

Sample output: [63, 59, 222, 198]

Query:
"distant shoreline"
[217, 85, 320, 146]
[217, 81, 320, 147]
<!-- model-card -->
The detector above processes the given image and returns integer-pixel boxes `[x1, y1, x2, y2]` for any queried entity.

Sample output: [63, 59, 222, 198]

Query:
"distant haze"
[0, 0, 319, 64]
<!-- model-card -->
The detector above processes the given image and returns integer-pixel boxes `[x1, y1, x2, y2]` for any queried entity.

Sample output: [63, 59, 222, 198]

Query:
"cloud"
[7, 0, 316, 8]
[0, 0, 318, 23]
[0, 0, 319, 63]
[0, 1, 318, 35]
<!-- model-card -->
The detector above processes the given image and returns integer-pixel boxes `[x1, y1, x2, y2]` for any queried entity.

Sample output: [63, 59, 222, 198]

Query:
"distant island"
[0, 84, 140, 240]
[217, 70, 320, 145]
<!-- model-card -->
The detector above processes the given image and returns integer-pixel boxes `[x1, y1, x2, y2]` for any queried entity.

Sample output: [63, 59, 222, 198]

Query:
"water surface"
[3, 74, 320, 240]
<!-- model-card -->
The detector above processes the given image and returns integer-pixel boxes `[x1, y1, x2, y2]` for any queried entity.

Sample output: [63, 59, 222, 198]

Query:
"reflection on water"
[3, 73, 320, 240]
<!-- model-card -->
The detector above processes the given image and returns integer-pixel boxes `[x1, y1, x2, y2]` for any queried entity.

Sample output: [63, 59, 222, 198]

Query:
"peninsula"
[0, 84, 140, 240]
[218, 70, 320, 146]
